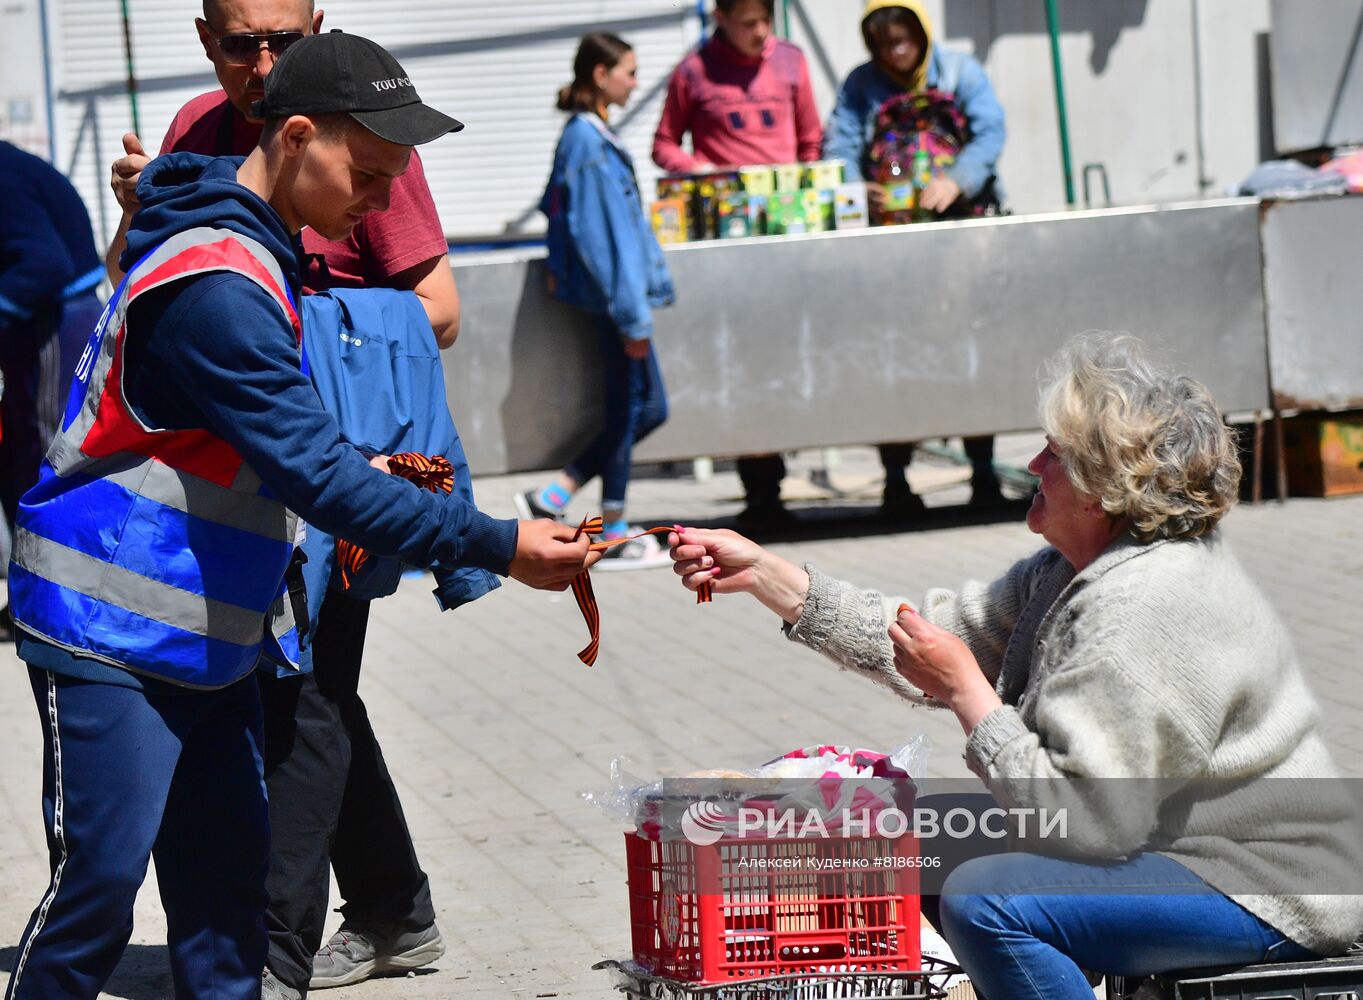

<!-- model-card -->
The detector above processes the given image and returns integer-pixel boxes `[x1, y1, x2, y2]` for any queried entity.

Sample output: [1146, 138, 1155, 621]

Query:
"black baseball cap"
[252, 30, 463, 145]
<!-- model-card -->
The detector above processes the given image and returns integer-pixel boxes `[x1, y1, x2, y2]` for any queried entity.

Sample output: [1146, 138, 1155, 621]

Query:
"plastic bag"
[582, 738, 930, 841]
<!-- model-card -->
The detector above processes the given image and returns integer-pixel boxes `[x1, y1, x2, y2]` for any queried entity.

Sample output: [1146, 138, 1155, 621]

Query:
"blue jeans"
[6, 667, 270, 1000]
[936, 850, 1317, 1000]
[565, 318, 668, 508]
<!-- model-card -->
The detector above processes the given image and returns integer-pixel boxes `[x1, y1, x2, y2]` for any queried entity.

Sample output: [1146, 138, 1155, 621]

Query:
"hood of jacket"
[120, 152, 301, 293]
[861, 0, 935, 93]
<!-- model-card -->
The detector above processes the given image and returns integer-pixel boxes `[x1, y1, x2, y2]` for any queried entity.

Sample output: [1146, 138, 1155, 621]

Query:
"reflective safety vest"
[9, 226, 305, 688]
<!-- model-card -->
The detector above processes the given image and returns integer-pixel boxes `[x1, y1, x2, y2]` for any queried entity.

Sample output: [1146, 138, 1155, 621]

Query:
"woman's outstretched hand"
[668, 526, 763, 594]
[668, 526, 811, 624]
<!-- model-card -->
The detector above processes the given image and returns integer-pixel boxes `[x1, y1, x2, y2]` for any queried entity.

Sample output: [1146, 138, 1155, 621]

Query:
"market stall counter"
[446, 197, 1271, 476]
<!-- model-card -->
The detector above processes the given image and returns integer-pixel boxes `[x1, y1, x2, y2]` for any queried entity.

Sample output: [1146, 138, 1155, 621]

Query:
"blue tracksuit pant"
[5, 666, 270, 999]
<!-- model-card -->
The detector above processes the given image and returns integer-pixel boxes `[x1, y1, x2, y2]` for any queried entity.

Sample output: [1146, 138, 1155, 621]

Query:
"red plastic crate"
[626, 831, 921, 984]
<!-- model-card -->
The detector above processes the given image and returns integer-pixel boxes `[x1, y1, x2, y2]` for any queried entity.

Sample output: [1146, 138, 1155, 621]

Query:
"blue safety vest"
[8, 227, 305, 688]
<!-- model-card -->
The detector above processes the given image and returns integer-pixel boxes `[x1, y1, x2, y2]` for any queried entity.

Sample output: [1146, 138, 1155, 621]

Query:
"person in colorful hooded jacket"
[4, 33, 594, 1000]
[823, 0, 1006, 210]
[824, 0, 1008, 517]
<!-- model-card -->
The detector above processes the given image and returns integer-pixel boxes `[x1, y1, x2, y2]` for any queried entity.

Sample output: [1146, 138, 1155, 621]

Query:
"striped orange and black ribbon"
[570, 515, 711, 667]
[337, 453, 454, 590]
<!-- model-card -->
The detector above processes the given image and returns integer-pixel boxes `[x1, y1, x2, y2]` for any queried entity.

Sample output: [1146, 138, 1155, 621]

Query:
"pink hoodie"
[652, 33, 823, 173]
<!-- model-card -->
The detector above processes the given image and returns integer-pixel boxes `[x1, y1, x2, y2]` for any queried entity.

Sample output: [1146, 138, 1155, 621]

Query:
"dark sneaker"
[262, 967, 302, 1000]
[513, 489, 564, 522]
[593, 531, 673, 572]
[310, 922, 446, 990]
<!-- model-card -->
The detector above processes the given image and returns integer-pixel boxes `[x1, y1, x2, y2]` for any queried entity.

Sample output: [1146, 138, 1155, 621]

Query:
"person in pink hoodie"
[653, 0, 823, 527]
[653, 0, 822, 177]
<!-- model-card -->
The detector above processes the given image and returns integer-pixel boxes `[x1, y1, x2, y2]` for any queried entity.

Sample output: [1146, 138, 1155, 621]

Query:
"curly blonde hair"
[1038, 333, 1242, 541]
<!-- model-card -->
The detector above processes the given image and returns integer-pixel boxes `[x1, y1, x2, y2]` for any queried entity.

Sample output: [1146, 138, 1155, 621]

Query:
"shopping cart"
[595, 955, 963, 999]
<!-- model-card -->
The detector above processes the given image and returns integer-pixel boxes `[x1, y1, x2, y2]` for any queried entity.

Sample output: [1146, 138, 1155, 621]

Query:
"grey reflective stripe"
[13, 528, 265, 645]
[139, 227, 292, 309]
[103, 462, 294, 542]
[48, 295, 129, 461]
[231, 463, 264, 495]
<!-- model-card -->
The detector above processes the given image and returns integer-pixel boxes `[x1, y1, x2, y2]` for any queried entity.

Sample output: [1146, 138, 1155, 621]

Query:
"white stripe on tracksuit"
[6, 673, 69, 1000]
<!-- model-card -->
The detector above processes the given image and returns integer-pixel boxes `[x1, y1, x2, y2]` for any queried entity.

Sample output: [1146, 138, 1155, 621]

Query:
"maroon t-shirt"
[160, 91, 449, 292]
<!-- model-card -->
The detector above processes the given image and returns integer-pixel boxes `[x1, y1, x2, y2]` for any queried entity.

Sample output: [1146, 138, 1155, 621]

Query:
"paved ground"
[2, 435, 1360, 999]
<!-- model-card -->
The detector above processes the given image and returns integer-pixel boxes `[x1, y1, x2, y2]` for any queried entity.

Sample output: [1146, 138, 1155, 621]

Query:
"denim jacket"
[822, 47, 1006, 197]
[540, 113, 675, 340]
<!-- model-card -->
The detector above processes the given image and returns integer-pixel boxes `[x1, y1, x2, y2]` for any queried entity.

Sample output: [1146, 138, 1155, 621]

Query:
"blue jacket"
[540, 114, 675, 340]
[12, 153, 518, 689]
[297, 287, 499, 664]
[822, 48, 1006, 196]
[0, 141, 102, 331]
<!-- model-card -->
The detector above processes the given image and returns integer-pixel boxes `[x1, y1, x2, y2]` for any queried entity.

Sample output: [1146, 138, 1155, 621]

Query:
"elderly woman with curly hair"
[668, 334, 1363, 999]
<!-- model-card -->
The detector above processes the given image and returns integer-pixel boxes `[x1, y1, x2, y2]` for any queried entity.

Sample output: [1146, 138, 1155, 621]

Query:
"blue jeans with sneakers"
[565, 318, 667, 509]
[933, 849, 1317, 1000]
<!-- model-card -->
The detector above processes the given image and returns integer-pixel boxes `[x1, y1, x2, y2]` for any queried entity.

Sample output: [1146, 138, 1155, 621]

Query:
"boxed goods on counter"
[739, 165, 775, 197]
[774, 162, 805, 192]
[801, 188, 830, 233]
[649, 159, 849, 243]
[765, 191, 807, 235]
[715, 191, 751, 238]
[650, 198, 689, 244]
[835, 182, 870, 229]
[806, 159, 845, 191]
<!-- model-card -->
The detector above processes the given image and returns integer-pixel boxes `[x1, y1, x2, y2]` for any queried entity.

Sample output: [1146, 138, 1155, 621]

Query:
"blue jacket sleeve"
[0, 186, 75, 326]
[128, 274, 519, 575]
[823, 67, 873, 183]
[947, 56, 1006, 200]
[564, 153, 654, 340]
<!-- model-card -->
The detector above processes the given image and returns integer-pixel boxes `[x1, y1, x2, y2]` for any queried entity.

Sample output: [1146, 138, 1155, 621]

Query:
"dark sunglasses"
[212, 30, 304, 64]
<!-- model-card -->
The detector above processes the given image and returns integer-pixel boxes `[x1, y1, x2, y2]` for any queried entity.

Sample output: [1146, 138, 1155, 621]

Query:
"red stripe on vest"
[79, 236, 301, 488]
[130, 237, 301, 342]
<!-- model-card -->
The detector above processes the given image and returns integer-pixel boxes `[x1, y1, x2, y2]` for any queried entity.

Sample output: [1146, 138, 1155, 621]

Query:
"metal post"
[119, 0, 141, 136]
[39, 0, 57, 163]
[1190, 0, 1212, 194]
[1043, 0, 1076, 206]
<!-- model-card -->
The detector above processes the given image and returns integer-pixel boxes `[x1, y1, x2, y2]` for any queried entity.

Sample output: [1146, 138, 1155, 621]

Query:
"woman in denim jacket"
[516, 33, 677, 569]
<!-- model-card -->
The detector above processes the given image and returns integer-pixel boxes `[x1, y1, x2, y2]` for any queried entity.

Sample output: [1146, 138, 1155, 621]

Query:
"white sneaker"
[593, 531, 672, 571]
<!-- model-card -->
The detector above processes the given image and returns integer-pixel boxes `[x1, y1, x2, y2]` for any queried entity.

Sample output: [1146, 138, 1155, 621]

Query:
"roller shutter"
[47, 0, 702, 246]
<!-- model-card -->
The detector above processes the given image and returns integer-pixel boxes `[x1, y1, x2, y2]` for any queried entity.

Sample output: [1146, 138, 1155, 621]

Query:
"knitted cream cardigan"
[786, 531, 1363, 955]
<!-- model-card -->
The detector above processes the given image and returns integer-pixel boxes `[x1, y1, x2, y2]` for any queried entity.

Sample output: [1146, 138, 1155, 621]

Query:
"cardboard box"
[834, 182, 869, 229]
[650, 198, 689, 244]
[739, 166, 775, 197]
[746, 194, 769, 235]
[806, 159, 845, 191]
[716, 191, 751, 238]
[773, 163, 805, 192]
[656, 175, 695, 201]
[765, 191, 806, 234]
[800, 189, 827, 232]
[1283, 414, 1363, 497]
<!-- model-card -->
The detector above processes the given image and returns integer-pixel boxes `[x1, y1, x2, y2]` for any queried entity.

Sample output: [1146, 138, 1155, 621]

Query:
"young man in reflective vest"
[4, 33, 597, 1000]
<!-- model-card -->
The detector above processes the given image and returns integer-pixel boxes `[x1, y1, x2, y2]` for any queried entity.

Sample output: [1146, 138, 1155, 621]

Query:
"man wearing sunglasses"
[106, 1, 457, 353]
[101, 3, 466, 998]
